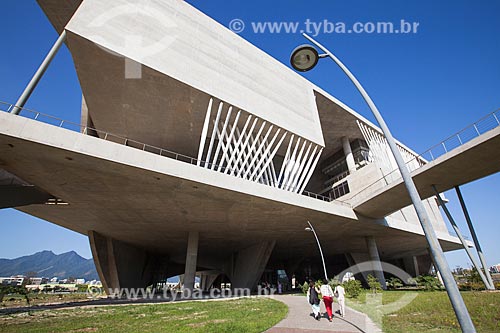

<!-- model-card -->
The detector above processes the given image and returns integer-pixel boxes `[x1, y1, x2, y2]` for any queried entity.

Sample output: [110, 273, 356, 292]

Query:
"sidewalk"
[266, 295, 381, 333]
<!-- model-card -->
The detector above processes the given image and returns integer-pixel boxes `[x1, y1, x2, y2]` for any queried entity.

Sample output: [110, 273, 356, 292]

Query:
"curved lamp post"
[291, 33, 475, 333]
[305, 220, 328, 281]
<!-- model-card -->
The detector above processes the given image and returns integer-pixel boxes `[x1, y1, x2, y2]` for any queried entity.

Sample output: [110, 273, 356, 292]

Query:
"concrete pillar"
[416, 254, 433, 276]
[199, 271, 219, 291]
[183, 231, 199, 291]
[427, 251, 445, 286]
[89, 230, 173, 294]
[226, 240, 275, 290]
[342, 136, 357, 173]
[403, 256, 420, 277]
[365, 236, 387, 289]
[345, 252, 372, 284]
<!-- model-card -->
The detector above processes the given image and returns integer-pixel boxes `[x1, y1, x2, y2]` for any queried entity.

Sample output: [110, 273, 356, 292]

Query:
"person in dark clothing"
[306, 280, 321, 320]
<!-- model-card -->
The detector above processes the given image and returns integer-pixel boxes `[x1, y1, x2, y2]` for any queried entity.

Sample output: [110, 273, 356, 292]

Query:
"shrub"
[460, 268, 488, 291]
[328, 277, 341, 289]
[77, 284, 88, 293]
[387, 277, 403, 290]
[301, 281, 309, 294]
[416, 275, 442, 291]
[367, 274, 382, 293]
[343, 279, 362, 298]
[459, 281, 486, 291]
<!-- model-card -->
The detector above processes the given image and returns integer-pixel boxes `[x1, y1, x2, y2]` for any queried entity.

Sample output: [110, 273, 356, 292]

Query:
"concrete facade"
[0, 0, 498, 292]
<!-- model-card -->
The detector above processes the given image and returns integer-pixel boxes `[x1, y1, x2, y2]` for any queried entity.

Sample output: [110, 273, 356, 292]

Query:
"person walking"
[334, 284, 346, 318]
[320, 282, 335, 321]
[306, 280, 321, 320]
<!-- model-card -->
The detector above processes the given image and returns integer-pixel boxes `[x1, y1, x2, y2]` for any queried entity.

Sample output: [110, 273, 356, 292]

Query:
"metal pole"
[11, 30, 67, 115]
[455, 186, 495, 289]
[433, 186, 493, 290]
[307, 221, 328, 281]
[302, 33, 476, 332]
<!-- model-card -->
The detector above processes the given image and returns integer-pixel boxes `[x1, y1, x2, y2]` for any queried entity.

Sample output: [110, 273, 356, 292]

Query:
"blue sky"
[0, 0, 499, 270]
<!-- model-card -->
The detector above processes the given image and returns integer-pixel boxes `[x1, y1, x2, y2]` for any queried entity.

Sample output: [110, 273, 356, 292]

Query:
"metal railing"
[348, 108, 500, 203]
[418, 109, 500, 162]
[0, 101, 347, 206]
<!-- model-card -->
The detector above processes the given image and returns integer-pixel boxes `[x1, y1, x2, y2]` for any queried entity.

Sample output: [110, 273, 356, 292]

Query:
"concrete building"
[29, 277, 49, 285]
[0, 276, 26, 286]
[490, 265, 500, 274]
[1, 0, 499, 292]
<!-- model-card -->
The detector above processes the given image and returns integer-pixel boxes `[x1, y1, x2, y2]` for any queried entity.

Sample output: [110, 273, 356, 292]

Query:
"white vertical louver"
[357, 120, 426, 179]
[197, 98, 323, 193]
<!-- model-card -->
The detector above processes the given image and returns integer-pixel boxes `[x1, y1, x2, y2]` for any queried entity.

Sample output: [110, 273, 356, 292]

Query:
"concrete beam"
[0, 185, 54, 208]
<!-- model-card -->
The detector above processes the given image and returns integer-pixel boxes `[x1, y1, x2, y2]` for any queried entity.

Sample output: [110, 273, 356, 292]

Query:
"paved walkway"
[266, 295, 380, 333]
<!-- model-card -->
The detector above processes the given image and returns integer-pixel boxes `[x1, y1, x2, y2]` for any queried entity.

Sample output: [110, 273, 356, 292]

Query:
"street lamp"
[305, 220, 328, 281]
[291, 33, 475, 333]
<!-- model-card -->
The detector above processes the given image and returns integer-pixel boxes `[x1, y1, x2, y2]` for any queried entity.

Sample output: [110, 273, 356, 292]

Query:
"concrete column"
[427, 251, 445, 286]
[226, 240, 275, 290]
[342, 136, 357, 173]
[365, 236, 387, 289]
[183, 231, 199, 291]
[199, 271, 219, 291]
[403, 256, 420, 277]
[89, 230, 174, 294]
[345, 252, 371, 284]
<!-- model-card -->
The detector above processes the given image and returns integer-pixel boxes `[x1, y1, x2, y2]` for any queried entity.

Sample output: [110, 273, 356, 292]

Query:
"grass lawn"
[346, 290, 500, 333]
[1, 293, 91, 308]
[0, 297, 287, 333]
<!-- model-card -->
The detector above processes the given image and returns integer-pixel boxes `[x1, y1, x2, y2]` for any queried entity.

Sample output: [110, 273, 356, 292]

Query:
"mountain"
[0, 250, 98, 280]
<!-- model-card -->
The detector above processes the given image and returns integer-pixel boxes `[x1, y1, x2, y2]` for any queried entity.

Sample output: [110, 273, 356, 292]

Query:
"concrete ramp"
[351, 126, 500, 218]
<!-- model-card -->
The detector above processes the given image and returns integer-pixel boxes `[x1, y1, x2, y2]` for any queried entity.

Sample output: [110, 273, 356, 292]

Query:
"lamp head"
[305, 227, 312, 232]
[290, 44, 319, 72]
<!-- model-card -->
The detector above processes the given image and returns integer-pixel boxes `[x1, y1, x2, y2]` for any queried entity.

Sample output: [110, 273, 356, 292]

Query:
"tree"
[0, 285, 30, 306]
[367, 274, 382, 293]
[464, 267, 485, 291]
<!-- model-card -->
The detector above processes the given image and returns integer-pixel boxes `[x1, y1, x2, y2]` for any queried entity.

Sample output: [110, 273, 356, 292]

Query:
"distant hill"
[0, 250, 98, 280]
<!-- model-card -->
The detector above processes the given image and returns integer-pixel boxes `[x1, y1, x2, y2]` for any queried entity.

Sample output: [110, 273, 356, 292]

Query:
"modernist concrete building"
[1, 0, 499, 292]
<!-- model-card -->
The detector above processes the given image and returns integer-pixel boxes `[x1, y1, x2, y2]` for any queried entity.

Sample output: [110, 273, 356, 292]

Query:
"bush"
[301, 281, 309, 294]
[328, 277, 341, 289]
[459, 281, 486, 291]
[77, 284, 88, 293]
[367, 274, 382, 293]
[495, 282, 500, 290]
[387, 277, 403, 290]
[416, 275, 442, 291]
[343, 279, 362, 298]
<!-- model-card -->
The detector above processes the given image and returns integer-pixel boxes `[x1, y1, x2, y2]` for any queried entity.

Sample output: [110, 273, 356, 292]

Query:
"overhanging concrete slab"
[352, 126, 500, 218]
[0, 112, 462, 265]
